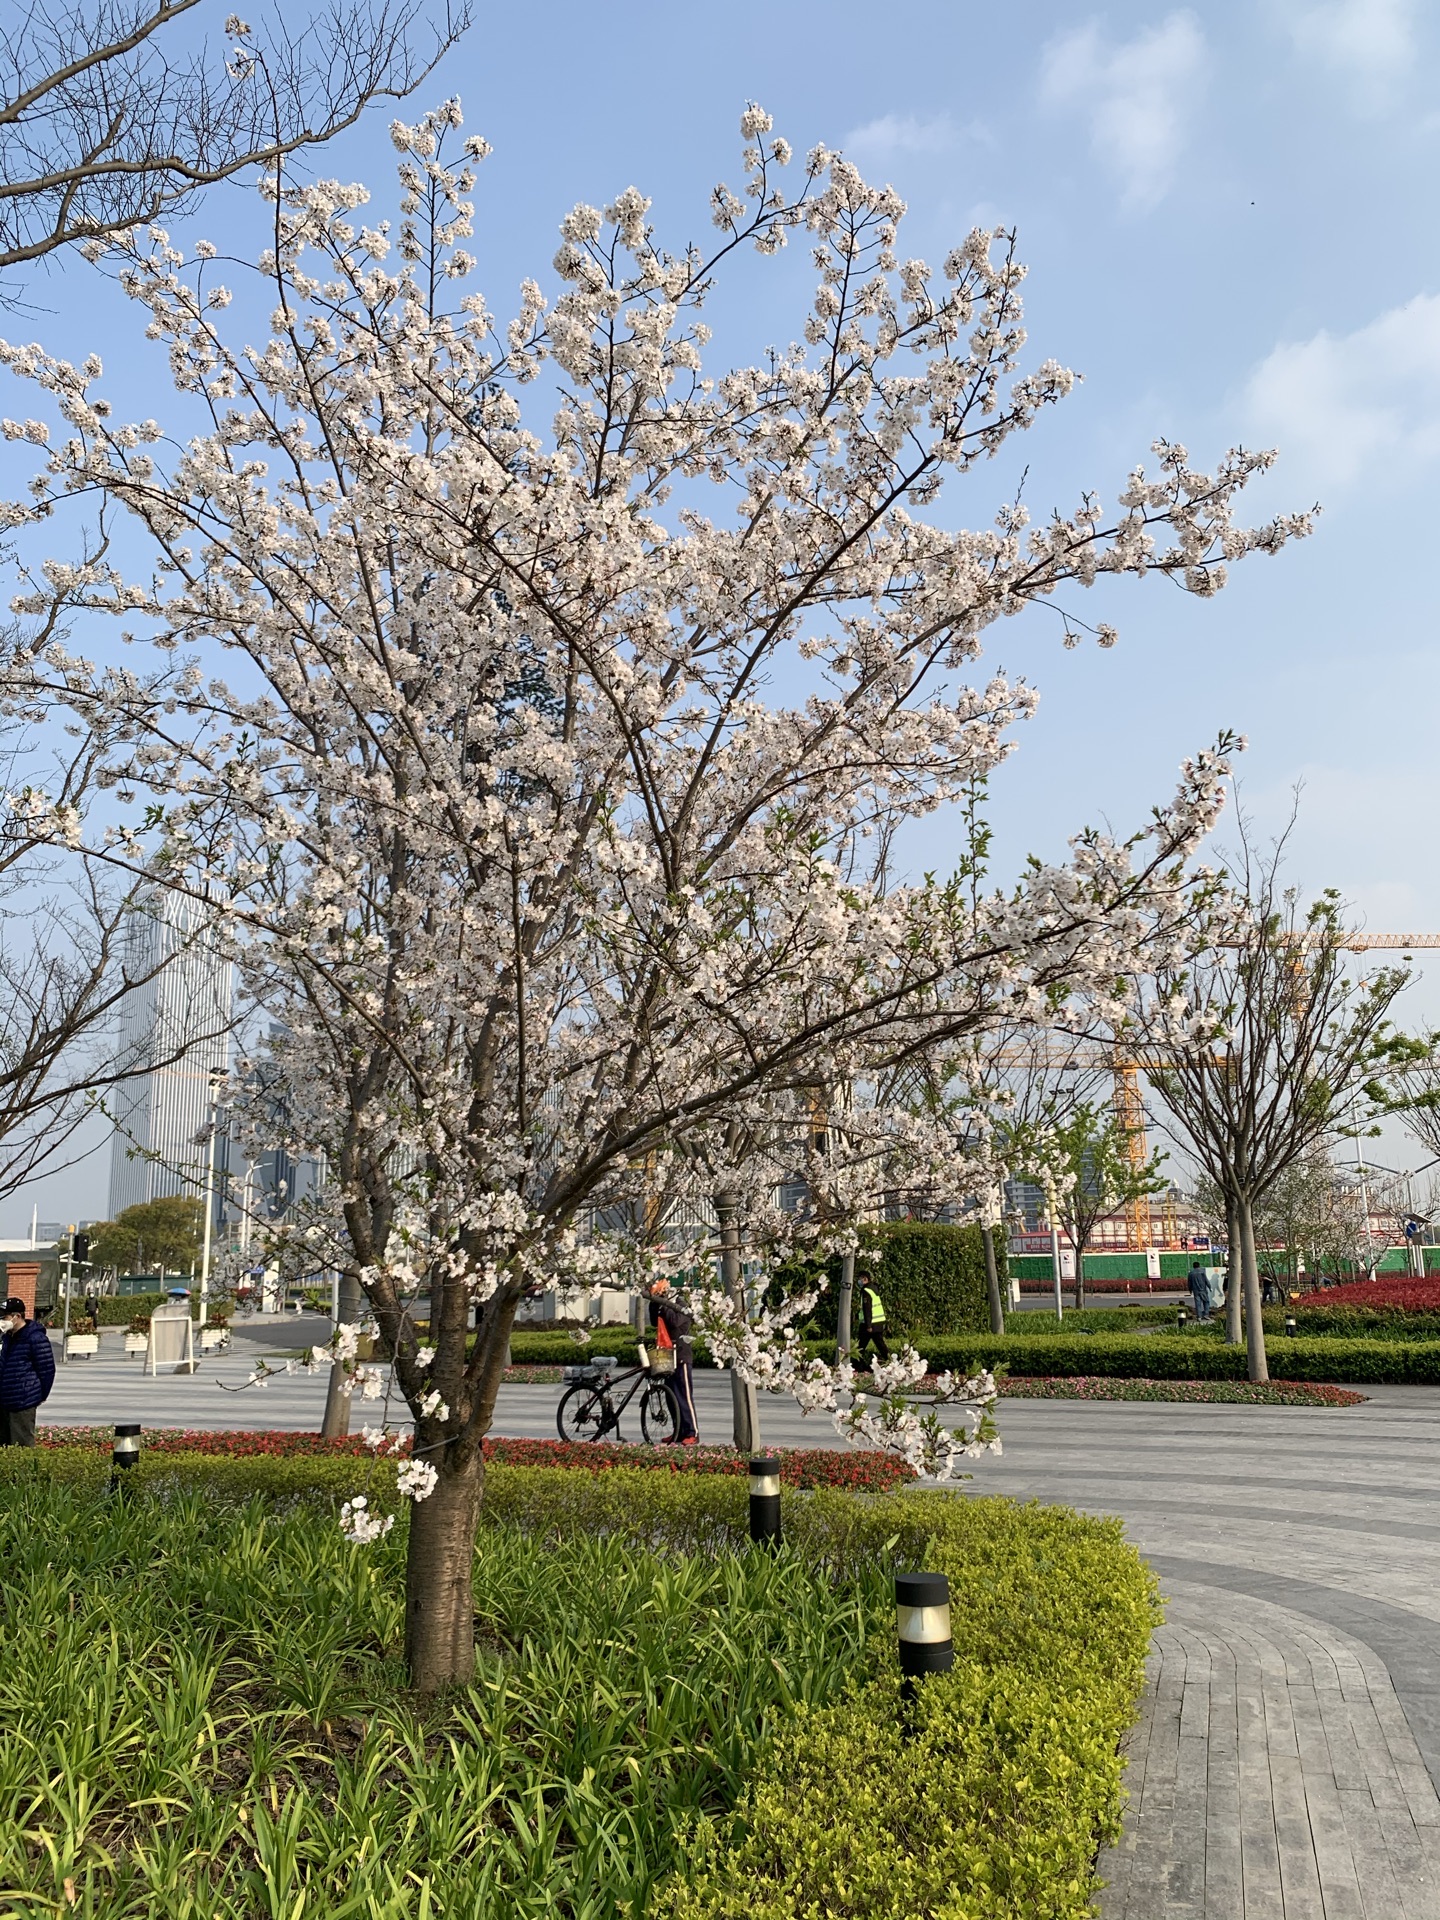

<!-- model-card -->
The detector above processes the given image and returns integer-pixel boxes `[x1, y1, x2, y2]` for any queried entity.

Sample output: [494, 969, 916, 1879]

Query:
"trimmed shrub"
[663, 1490, 1157, 1920]
[88, 1291, 168, 1325]
[807, 1330, 1440, 1384]
[774, 1221, 998, 1338]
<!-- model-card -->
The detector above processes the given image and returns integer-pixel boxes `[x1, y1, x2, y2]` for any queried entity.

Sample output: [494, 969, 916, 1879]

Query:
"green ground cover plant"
[0, 1459, 1154, 1919]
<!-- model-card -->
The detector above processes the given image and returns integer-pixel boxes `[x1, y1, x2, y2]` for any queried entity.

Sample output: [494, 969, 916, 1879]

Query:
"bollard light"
[110, 1422, 141, 1491]
[1285, 1315, 1297, 1337]
[896, 1571, 953, 1694]
[748, 1456, 782, 1547]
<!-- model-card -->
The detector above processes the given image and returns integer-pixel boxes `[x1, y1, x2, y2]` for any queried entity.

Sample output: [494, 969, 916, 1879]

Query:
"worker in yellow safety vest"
[854, 1266, 890, 1371]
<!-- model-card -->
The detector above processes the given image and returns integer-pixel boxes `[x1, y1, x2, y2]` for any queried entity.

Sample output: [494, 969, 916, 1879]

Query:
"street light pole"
[61, 1223, 74, 1364]
[199, 1071, 223, 1329]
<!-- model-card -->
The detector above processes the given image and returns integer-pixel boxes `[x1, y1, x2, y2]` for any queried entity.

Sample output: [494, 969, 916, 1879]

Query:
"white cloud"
[1273, 0, 1415, 103]
[1039, 12, 1206, 211]
[844, 113, 969, 160]
[1242, 293, 1440, 490]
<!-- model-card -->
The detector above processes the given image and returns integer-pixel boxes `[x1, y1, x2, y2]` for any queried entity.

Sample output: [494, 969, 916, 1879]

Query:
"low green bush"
[810, 1330, 1440, 1383]
[0, 1457, 1155, 1919]
[1006, 1306, 1170, 1335]
[664, 1491, 1156, 1920]
[93, 1293, 168, 1325]
[1275, 1305, 1440, 1340]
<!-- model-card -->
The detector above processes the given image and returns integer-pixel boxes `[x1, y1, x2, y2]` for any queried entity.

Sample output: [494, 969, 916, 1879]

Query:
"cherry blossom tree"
[0, 102, 1310, 1687]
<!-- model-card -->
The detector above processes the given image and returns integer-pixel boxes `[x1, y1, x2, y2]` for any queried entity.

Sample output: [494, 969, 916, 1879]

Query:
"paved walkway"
[958, 1391, 1440, 1918]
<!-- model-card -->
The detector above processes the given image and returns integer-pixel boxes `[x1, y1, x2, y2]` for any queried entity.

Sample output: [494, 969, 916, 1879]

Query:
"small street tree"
[1020, 1102, 1166, 1309]
[4, 105, 1307, 1686]
[88, 1193, 203, 1273]
[1141, 841, 1415, 1380]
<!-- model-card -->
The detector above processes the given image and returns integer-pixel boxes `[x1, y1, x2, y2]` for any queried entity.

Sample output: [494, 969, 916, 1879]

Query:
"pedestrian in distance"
[0, 1294, 55, 1445]
[647, 1278, 699, 1444]
[1186, 1259, 1211, 1323]
[854, 1267, 891, 1369]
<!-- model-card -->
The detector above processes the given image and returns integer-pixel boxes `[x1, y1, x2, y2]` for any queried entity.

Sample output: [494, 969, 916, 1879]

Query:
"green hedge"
[662, 1488, 1156, 1919]
[809, 1330, 1440, 1384]
[773, 1221, 997, 1339]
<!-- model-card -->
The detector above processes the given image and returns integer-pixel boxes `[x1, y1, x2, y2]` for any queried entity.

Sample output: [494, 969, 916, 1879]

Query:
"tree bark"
[321, 1269, 363, 1438]
[837, 1246, 856, 1357]
[716, 1191, 758, 1452]
[1224, 1190, 1243, 1347]
[981, 1223, 1004, 1334]
[404, 1442, 484, 1692]
[1074, 1231, 1087, 1311]
[1239, 1195, 1269, 1384]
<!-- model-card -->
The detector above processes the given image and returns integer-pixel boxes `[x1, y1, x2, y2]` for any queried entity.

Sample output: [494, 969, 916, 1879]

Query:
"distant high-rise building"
[106, 894, 234, 1222]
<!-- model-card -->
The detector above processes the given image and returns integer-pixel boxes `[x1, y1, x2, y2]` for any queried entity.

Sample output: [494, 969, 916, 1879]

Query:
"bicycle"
[555, 1347, 680, 1445]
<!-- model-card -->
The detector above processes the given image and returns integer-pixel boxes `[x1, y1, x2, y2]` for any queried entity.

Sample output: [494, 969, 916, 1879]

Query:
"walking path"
[961, 1390, 1440, 1919]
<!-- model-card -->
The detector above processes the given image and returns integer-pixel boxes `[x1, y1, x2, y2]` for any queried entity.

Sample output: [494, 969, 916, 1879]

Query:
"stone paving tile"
[1098, 1583, 1440, 1919]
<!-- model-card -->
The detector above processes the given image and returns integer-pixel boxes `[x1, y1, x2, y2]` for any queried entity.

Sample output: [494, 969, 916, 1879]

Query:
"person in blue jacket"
[0, 1294, 55, 1445]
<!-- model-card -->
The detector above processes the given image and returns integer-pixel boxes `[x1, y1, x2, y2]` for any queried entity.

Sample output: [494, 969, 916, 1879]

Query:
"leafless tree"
[1140, 826, 1414, 1380]
[0, 704, 234, 1201]
[0, 0, 467, 274]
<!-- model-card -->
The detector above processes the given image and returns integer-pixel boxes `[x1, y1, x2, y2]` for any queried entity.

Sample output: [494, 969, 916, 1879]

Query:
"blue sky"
[8, 0, 1440, 1222]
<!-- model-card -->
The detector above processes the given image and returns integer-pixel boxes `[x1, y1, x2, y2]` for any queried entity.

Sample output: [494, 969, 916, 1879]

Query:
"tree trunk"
[1239, 1195, 1269, 1384]
[321, 1269, 363, 1438]
[837, 1246, 856, 1358]
[1224, 1191, 1243, 1346]
[404, 1442, 484, 1692]
[716, 1191, 759, 1452]
[1074, 1231, 1087, 1311]
[981, 1222, 1004, 1334]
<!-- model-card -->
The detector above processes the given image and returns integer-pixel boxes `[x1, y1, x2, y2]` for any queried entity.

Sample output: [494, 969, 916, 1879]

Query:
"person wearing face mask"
[0, 1295, 55, 1445]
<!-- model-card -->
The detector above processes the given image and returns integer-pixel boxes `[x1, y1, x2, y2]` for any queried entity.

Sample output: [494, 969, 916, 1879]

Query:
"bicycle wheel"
[639, 1377, 680, 1444]
[556, 1382, 614, 1443]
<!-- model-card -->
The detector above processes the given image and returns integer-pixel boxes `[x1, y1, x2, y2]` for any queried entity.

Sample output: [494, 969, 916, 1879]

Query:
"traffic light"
[72, 1230, 90, 1266]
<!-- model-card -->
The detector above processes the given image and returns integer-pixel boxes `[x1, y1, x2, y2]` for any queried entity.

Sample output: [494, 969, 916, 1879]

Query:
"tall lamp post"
[198, 1069, 225, 1329]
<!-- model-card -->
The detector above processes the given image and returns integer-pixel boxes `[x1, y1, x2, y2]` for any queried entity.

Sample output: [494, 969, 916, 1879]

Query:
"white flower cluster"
[340, 1496, 393, 1544]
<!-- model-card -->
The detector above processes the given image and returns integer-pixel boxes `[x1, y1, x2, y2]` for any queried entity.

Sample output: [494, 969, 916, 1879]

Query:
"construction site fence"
[1008, 1246, 1440, 1286]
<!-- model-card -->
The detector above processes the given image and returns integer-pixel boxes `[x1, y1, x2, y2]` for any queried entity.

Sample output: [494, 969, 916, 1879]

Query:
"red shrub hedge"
[37, 1426, 916, 1489]
[1296, 1276, 1440, 1314]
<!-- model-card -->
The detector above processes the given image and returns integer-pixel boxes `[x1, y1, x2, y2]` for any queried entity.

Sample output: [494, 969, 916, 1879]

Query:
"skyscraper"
[106, 893, 234, 1221]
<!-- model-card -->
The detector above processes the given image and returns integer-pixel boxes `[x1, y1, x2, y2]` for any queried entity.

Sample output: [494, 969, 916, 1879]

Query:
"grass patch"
[0, 1461, 1155, 1919]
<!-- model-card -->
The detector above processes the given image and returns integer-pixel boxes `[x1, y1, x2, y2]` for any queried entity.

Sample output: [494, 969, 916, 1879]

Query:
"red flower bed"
[1295, 1276, 1440, 1314]
[37, 1427, 916, 1489]
[999, 1376, 1365, 1406]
